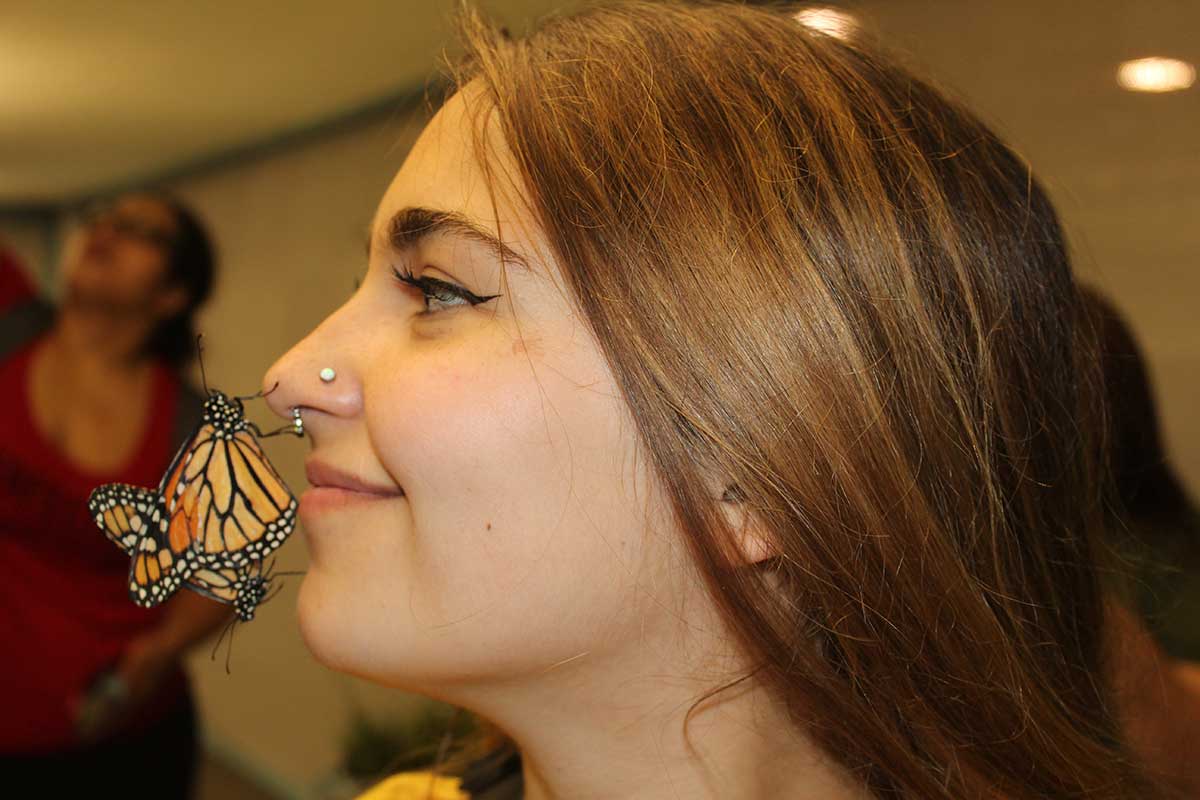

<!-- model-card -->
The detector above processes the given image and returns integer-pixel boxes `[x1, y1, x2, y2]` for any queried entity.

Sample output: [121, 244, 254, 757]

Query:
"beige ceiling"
[0, 0, 579, 206]
[2, 1, 1196, 208]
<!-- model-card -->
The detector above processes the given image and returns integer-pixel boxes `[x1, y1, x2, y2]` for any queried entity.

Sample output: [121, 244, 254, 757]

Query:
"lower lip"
[299, 486, 404, 517]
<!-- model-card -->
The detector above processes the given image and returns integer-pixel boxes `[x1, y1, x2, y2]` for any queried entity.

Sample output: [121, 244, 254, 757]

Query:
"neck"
[48, 305, 155, 375]
[448, 627, 868, 799]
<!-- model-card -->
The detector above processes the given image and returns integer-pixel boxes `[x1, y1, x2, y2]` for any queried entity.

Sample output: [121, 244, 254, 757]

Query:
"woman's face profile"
[264, 87, 699, 694]
[62, 194, 180, 316]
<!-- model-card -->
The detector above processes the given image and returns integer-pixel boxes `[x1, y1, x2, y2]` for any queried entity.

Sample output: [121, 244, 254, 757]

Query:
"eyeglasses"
[79, 204, 178, 250]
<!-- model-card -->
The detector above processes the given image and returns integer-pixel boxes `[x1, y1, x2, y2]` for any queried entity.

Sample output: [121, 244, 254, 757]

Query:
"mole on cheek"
[486, 522, 492, 531]
[511, 335, 542, 357]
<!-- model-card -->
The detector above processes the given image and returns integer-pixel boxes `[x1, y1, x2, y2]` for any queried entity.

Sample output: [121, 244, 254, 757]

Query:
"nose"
[85, 217, 118, 249]
[262, 313, 362, 428]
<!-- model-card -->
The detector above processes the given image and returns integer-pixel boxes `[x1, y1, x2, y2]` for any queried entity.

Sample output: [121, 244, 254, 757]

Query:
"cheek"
[358, 327, 669, 660]
[114, 248, 169, 295]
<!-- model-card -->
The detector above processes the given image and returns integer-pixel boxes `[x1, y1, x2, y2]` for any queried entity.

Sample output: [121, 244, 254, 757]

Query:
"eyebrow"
[371, 206, 531, 271]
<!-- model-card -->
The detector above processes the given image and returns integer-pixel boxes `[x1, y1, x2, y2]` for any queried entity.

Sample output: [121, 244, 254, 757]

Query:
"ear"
[153, 284, 189, 320]
[716, 482, 776, 566]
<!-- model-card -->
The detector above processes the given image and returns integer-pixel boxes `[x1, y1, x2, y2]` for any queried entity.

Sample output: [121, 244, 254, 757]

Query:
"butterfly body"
[88, 388, 298, 608]
[186, 562, 274, 622]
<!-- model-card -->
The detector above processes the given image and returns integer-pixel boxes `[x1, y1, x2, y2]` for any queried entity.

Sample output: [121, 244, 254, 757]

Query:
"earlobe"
[718, 483, 776, 566]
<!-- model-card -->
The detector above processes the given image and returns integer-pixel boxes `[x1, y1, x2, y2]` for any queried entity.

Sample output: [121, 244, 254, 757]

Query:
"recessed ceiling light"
[794, 7, 857, 40]
[1117, 57, 1195, 93]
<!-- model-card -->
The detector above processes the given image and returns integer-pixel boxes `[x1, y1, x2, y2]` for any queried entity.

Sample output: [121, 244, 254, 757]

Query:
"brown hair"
[450, 2, 1158, 797]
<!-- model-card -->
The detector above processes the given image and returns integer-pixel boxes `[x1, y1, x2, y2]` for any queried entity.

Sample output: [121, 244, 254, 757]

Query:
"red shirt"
[0, 254, 188, 753]
[0, 247, 35, 308]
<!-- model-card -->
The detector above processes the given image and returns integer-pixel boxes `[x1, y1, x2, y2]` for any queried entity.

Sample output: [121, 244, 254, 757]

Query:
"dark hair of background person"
[446, 2, 1162, 797]
[1085, 287, 1197, 533]
[1084, 285, 1200, 660]
[141, 193, 216, 369]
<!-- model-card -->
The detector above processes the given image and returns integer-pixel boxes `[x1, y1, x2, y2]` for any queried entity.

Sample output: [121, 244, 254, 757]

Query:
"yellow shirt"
[354, 771, 469, 800]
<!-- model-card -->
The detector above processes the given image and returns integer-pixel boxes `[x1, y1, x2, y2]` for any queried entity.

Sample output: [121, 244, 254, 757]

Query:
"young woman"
[0, 194, 228, 797]
[264, 3, 1163, 797]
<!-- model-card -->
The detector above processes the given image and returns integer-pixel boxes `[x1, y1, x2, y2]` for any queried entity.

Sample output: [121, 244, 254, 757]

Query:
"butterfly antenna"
[234, 381, 279, 403]
[210, 614, 236, 665]
[225, 622, 238, 674]
[196, 334, 212, 396]
[264, 581, 287, 606]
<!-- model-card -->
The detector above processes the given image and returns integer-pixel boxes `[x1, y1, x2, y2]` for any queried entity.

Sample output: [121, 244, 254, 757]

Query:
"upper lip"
[305, 459, 403, 496]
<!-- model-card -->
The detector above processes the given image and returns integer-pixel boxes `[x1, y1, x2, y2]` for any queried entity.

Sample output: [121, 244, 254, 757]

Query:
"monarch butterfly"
[187, 557, 296, 622]
[196, 558, 307, 672]
[88, 385, 301, 608]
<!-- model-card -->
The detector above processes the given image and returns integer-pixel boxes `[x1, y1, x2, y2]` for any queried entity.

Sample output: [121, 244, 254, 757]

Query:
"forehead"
[371, 86, 545, 268]
[115, 194, 178, 232]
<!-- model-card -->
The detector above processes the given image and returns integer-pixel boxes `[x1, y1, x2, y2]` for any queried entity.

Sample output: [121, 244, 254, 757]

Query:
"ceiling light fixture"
[794, 7, 857, 40]
[1117, 57, 1196, 93]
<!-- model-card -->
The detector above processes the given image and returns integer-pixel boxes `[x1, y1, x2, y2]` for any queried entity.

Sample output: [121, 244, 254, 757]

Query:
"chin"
[296, 569, 412, 685]
[295, 571, 485, 693]
[295, 571, 348, 671]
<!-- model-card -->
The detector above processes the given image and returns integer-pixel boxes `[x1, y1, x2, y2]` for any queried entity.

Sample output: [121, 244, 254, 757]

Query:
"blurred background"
[0, 1, 1195, 798]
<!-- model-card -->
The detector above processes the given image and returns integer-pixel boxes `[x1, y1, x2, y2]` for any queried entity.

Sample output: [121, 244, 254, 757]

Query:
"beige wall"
[166, 107, 433, 797]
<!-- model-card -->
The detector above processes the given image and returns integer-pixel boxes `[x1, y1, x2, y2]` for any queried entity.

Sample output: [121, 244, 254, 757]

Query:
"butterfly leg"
[235, 382, 279, 403]
[246, 420, 304, 439]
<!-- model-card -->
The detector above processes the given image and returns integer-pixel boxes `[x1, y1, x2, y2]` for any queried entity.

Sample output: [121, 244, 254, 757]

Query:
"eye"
[391, 267, 500, 314]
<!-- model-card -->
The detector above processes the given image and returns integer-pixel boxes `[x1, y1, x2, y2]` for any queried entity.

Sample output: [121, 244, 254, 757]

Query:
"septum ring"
[291, 407, 305, 437]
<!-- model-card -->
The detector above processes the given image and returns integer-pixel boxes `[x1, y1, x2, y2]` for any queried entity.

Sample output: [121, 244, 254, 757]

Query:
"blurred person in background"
[1087, 286, 1200, 796]
[0, 194, 231, 798]
[263, 3, 1182, 798]
[1086, 287, 1200, 657]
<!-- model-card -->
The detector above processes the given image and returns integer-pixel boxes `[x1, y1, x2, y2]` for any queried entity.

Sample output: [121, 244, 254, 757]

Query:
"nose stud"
[319, 367, 336, 383]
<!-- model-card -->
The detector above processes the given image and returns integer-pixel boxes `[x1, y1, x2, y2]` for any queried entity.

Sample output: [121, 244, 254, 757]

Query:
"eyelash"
[390, 267, 501, 313]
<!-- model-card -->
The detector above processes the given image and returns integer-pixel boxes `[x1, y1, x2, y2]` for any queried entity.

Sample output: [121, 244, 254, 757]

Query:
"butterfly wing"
[160, 422, 219, 561]
[163, 426, 297, 571]
[87, 483, 186, 607]
[183, 565, 241, 604]
[88, 484, 161, 555]
[185, 563, 270, 621]
[156, 410, 206, 496]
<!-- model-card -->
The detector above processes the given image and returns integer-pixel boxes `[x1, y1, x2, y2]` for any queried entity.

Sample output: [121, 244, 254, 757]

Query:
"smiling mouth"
[301, 460, 405, 514]
[298, 485, 404, 519]
[306, 459, 400, 492]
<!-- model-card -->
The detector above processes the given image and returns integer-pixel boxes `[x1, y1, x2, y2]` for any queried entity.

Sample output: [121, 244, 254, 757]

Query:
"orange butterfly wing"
[185, 561, 272, 621]
[87, 483, 186, 607]
[163, 426, 297, 571]
[90, 391, 298, 606]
